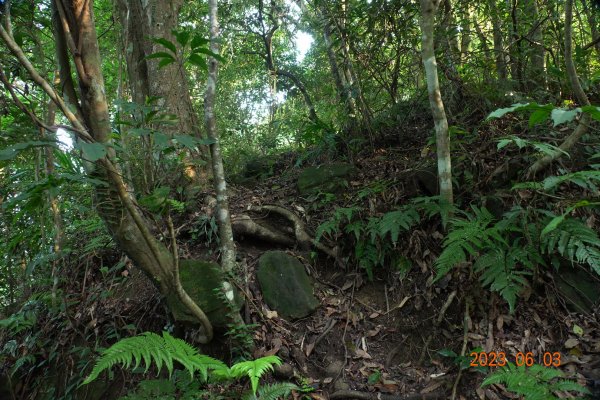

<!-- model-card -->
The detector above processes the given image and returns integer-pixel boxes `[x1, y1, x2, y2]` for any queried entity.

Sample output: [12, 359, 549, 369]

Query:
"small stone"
[274, 363, 294, 379]
[334, 380, 350, 391]
[325, 360, 344, 377]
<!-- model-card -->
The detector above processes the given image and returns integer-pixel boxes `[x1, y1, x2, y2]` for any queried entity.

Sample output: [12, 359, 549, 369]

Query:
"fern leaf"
[378, 207, 420, 244]
[229, 356, 282, 395]
[542, 218, 600, 274]
[241, 382, 299, 400]
[83, 331, 227, 385]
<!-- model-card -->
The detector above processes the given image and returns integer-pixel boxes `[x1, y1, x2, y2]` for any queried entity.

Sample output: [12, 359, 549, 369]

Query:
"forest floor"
[9, 109, 600, 400]
[172, 111, 599, 399]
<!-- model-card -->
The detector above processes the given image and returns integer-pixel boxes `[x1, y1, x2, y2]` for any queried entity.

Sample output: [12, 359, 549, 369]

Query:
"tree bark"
[419, 0, 454, 206]
[528, 0, 591, 175]
[114, 0, 210, 195]
[0, 0, 214, 342]
[488, 0, 508, 82]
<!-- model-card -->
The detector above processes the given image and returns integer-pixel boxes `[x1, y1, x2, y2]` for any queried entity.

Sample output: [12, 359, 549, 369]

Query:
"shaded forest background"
[0, 0, 600, 399]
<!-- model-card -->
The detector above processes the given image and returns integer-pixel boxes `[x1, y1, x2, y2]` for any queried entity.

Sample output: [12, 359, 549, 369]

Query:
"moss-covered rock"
[257, 251, 319, 320]
[297, 163, 356, 195]
[166, 260, 242, 327]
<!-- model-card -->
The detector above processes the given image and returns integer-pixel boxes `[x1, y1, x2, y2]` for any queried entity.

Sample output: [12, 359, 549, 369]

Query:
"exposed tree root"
[231, 205, 337, 258]
[249, 205, 337, 258]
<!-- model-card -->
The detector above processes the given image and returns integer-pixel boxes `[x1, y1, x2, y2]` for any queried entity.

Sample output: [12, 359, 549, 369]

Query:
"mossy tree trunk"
[0, 0, 214, 342]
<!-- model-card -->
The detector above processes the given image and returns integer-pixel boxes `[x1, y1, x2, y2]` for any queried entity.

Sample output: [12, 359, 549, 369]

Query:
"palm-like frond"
[229, 355, 282, 395]
[83, 331, 228, 384]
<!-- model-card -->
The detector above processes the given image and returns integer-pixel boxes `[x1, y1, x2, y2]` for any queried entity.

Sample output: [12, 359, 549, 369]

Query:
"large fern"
[541, 217, 600, 275]
[435, 207, 503, 279]
[227, 355, 282, 395]
[84, 332, 291, 398]
[83, 332, 228, 384]
[241, 382, 299, 400]
[474, 244, 540, 312]
[482, 363, 590, 399]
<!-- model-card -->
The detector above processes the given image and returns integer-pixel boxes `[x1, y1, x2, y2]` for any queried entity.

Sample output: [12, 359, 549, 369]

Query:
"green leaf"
[192, 47, 226, 62]
[145, 52, 176, 61]
[0, 140, 57, 161]
[529, 108, 551, 126]
[187, 53, 207, 69]
[173, 30, 191, 47]
[152, 38, 177, 53]
[581, 105, 600, 121]
[158, 58, 176, 69]
[486, 103, 530, 120]
[174, 135, 198, 149]
[191, 36, 210, 49]
[79, 142, 107, 162]
[551, 108, 580, 126]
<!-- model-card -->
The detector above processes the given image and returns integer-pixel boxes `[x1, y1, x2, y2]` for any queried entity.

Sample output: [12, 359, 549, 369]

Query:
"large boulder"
[257, 251, 319, 319]
[297, 163, 356, 195]
[166, 260, 242, 327]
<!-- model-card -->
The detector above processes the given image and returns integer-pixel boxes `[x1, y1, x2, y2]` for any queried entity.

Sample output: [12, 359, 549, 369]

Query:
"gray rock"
[297, 163, 356, 195]
[257, 251, 319, 319]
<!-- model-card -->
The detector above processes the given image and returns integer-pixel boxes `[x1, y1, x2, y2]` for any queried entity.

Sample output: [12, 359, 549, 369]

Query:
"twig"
[451, 297, 471, 400]
[418, 290, 457, 365]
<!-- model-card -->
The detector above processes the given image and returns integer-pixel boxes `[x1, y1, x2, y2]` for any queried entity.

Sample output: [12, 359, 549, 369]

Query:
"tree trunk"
[523, 0, 546, 89]
[488, 0, 508, 82]
[419, 0, 454, 206]
[0, 0, 214, 342]
[528, 0, 591, 175]
[114, 0, 210, 195]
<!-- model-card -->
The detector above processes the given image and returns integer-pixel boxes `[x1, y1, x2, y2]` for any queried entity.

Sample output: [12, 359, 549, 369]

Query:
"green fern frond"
[435, 207, 501, 280]
[412, 195, 456, 226]
[229, 355, 282, 395]
[542, 217, 600, 274]
[482, 363, 590, 399]
[83, 332, 228, 385]
[542, 170, 600, 193]
[378, 207, 420, 244]
[241, 382, 299, 400]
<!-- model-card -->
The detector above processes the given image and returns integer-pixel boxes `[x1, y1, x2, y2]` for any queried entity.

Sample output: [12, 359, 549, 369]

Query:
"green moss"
[257, 251, 319, 320]
[166, 260, 241, 327]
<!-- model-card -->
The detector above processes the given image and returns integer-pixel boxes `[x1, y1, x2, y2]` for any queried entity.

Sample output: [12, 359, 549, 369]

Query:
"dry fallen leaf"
[564, 338, 580, 349]
[355, 348, 372, 359]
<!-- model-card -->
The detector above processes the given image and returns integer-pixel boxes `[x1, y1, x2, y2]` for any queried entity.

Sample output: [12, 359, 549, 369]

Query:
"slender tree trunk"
[205, 0, 249, 347]
[419, 0, 454, 205]
[528, 0, 591, 175]
[523, 0, 546, 89]
[488, 0, 508, 82]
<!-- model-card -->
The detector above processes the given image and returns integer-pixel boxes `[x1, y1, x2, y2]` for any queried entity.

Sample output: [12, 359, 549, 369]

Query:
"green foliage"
[435, 202, 600, 312]
[227, 356, 282, 394]
[482, 363, 590, 399]
[83, 331, 227, 384]
[541, 217, 600, 275]
[435, 207, 503, 279]
[487, 102, 600, 127]
[147, 29, 224, 71]
[83, 332, 296, 398]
